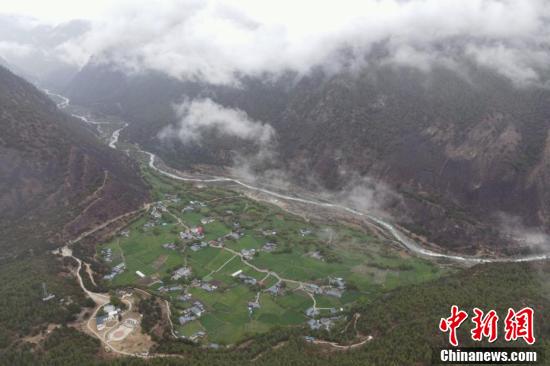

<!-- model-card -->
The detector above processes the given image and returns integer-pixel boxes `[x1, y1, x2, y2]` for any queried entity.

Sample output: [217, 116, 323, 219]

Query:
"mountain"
[0, 15, 89, 90]
[0, 65, 149, 258]
[65, 60, 550, 255]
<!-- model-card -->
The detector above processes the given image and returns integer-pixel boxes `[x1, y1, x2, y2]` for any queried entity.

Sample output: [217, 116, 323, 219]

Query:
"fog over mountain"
[55, 0, 550, 87]
[0, 14, 89, 88]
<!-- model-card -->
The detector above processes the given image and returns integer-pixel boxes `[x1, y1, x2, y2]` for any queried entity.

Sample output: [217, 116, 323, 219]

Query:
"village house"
[160, 285, 184, 292]
[182, 205, 194, 213]
[192, 226, 205, 238]
[329, 277, 346, 290]
[307, 318, 337, 331]
[96, 315, 108, 331]
[200, 217, 215, 225]
[189, 331, 206, 342]
[238, 273, 257, 286]
[201, 282, 218, 292]
[240, 248, 256, 260]
[150, 207, 162, 220]
[208, 239, 221, 247]
[300, 228, 312, 237]
[181, 301, 206, 320]
[178, 293, 192, 302]
[171, 266, 192, 280]
[101, 248, 113, 262]
[309, 251, 324, 261]
[179, 231, 193, 240]
[167, 285, 184, 292]
[164, 194, 180, 203]
[266, 282, 282, 295]
[247, 300, 261, 314]
[163, 242, 176, 250]
[180, 226, 205, 241]
[262, 242, 277, 252]
[323, 287, 343, 298]
[101, 304, 122, 323]
[225, 232, 240, 240]
[103, 262, 126, 280]
[143, 221, 156, 230]
[178, 315, 195, 325]
[305, 307, 320, 317]
[190, 241, 208, 252]
[304, 283, 323, 294]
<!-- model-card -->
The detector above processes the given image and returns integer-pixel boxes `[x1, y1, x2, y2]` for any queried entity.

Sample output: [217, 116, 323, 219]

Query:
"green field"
[97, 166, 451, 344]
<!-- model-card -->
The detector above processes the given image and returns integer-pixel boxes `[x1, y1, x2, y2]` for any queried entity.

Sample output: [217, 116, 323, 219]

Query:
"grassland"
[96, 166, 450, 345]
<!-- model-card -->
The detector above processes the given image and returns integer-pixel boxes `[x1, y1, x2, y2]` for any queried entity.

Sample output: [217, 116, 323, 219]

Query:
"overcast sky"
[2, 0, 550, 86]
[0, 0, 114, 23]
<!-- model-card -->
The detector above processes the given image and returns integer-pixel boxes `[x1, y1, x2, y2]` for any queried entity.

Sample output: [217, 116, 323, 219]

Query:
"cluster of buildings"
[178, 301, 206, 325]
[179, 226, 205, 241]
[303, 278, 346, 298]
[103, 262, 126, 280]
[307, 317, 340, 331]
[306, 306, 342, 318]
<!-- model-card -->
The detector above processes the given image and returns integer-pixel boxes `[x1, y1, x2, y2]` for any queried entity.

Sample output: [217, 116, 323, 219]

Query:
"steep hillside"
[0, 66, 149, 258]
[65, 61, 550, 255]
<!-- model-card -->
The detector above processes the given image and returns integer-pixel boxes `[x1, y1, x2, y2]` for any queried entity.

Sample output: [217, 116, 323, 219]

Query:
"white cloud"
[158, 98, 274, 145]
[0, 41, 33, 59]
[6, 0, 550, 86]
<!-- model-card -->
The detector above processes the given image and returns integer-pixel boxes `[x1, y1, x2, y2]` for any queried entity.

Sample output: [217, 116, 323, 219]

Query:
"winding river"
[44, 89, 550, 264]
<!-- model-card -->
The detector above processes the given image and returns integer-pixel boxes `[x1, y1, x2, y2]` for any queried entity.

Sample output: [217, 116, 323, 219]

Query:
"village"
[95, 180, 443, 345]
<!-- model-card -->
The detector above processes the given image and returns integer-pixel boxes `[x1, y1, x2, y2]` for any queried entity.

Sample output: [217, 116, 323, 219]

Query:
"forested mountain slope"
[0, 65, 149, 258]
